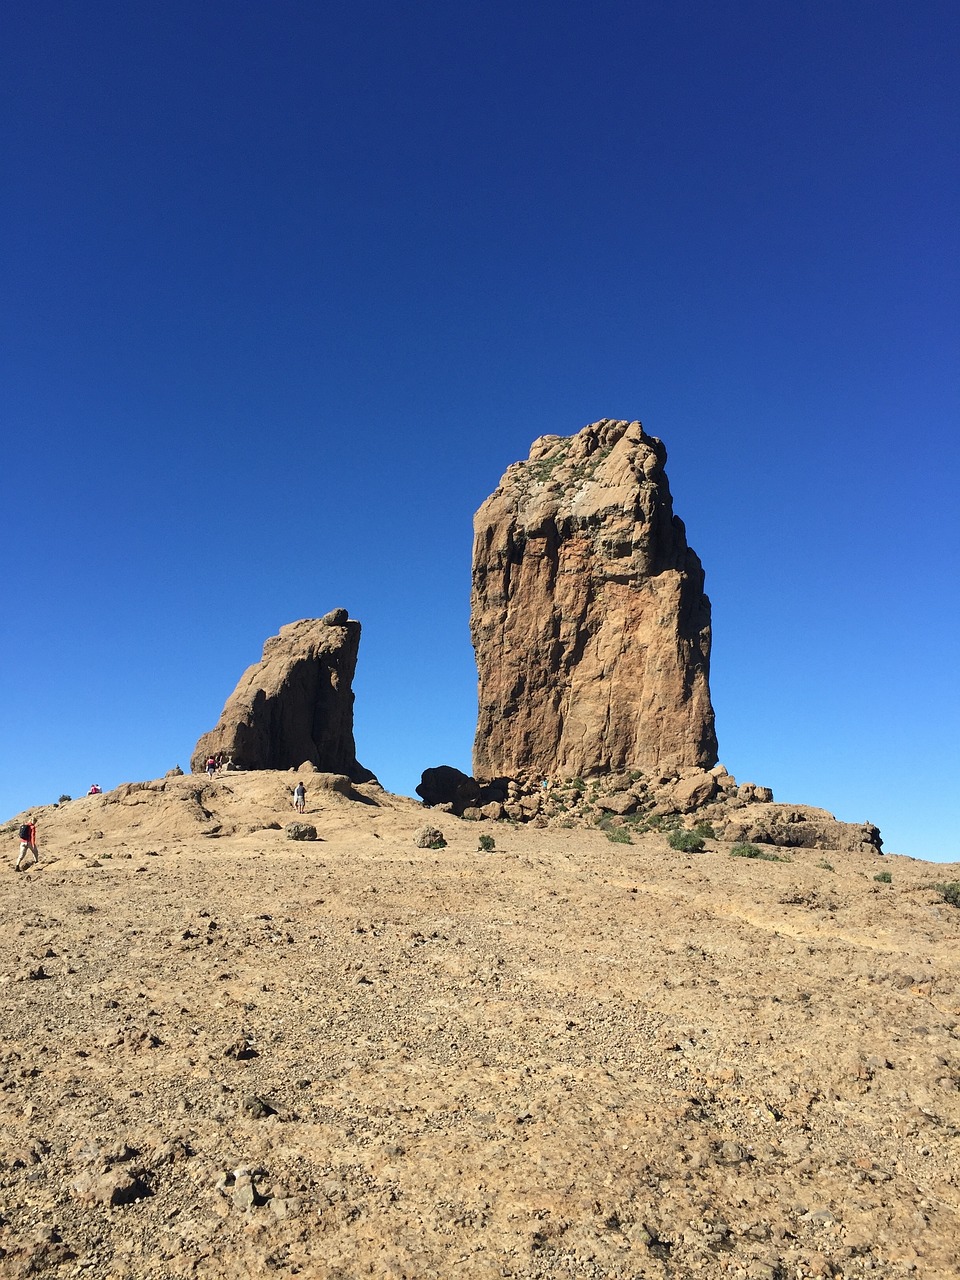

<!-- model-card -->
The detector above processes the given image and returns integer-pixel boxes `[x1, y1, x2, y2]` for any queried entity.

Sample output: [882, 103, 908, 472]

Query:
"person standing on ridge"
[15, 818, 38, 871]
[293, 781, 306, 814]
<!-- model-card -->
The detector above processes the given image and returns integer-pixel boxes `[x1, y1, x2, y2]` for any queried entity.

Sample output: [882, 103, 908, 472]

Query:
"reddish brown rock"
[191, 609, 375, 781]
[471, 419, 718, 781]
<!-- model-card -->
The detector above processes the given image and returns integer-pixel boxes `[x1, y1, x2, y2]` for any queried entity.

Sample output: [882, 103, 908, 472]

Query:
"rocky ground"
[1, 772, 959, 1279]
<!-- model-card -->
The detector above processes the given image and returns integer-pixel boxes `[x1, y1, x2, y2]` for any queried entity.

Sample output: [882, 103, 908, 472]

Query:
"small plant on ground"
[730, 843, 784, 862]
[647, 814, 680, 834]
[57, 794, 72, 805]
[816, 859, 835, 871]
[692, 820, 716, 840]
[873, 870, 892, 884]
[669, 829, 705, 853]
[621, 812, 650, 831]
[477, 834, 496, 852]
[935, 881, 960, 908]
[606, 826, 632, 845]
[571, 777, 586, 792]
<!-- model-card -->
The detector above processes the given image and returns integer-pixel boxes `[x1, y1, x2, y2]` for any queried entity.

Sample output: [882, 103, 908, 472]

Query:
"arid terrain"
[2, 771, 959, 1279]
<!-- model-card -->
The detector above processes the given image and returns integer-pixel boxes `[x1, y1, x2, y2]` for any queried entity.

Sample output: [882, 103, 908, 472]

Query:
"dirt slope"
[1, 774, 958, 1279]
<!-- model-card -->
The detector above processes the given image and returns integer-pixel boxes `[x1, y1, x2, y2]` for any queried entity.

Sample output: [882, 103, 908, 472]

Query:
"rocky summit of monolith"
[191, 609, 375, 781]
[471, 419, 718, 781]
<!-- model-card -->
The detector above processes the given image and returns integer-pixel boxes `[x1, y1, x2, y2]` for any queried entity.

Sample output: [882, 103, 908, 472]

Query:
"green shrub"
[621, 812, 650, 829]
[816, 859, 835, 871]
[647, 814, 681, 833]
[693, 820, 716, 840]
[873, 870, 892, 884]
[477, 834, 496, 852]
[606, 827, 633, 845]
[57, 794, 72, 805]
[730, 843, 783, 862]
[668, 829, 705, 853]
[571, 777, 586, 792]
[935, 881, 960, 908]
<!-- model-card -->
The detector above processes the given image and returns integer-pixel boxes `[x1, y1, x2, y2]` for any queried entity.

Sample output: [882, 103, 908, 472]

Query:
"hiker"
[293, 781, 306, 814]
[15, 818, 39, 871]
[88, 783, 101, 795]
[205, 756, 216, 779]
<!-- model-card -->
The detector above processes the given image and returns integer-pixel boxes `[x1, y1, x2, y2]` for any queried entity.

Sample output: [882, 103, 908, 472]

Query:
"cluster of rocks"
[417, 763, 882, 855]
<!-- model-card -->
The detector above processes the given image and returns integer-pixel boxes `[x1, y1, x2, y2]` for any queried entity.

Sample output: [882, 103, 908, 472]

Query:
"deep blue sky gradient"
[2, 1, 957, 858]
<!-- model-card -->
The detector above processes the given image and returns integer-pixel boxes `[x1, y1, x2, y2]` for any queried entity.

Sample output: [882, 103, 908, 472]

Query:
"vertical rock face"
[191, 609, 375, 781]
[471, 419, 718, 781]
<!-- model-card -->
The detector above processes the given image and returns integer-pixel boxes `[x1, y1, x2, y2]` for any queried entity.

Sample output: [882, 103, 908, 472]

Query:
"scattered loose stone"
[70, 1167, 150, 1206]
[241, 1095, 277, 1119]
[0, 761, 951, 1277]
[285, 822, 318, 841]
[414, 824, 446, 849]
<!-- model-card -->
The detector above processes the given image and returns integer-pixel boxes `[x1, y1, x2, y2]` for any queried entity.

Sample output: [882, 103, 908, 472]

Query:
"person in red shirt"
[15, 819, 38, 871]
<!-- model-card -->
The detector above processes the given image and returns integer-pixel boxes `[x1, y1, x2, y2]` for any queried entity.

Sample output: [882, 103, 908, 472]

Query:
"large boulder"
[671, 770, 720, 812]
[471, 419, 718, 781]
[416, 766, 481, 814]
[723, 805, 882, 855]
[191, 610, 375, 781]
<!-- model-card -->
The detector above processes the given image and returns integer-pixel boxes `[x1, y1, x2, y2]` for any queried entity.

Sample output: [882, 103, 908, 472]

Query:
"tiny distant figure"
[293, 782, 306, 814]
[15, 819, 39, 871]
[215, 753, 224, 769]
[88, 783, 102, 796]
[205, 756, 216, 779]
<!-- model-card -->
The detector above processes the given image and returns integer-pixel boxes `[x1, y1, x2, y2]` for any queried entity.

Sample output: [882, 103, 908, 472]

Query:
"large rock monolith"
[191, 609, 375, 781]
[471, 419, 718, 781]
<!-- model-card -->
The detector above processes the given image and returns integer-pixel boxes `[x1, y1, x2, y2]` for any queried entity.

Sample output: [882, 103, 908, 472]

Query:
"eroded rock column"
[471, 419, 717, 780]
[191, 609, 375, 781]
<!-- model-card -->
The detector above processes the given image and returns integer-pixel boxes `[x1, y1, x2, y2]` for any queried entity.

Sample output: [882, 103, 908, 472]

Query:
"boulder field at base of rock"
[471, 418, 718, 783]
[416, 763, 883, 854]
[190, 609, 375, 782]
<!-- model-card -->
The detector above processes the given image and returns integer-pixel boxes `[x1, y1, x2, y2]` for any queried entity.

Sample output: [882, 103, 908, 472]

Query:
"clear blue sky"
[2, 1, 957, 860]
